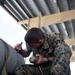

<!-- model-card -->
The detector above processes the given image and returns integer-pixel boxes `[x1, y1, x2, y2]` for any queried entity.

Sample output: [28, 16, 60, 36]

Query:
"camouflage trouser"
[15, 63, 51, 75]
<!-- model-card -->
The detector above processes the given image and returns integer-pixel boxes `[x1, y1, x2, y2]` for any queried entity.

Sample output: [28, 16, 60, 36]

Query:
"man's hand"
[14, 43, 23, 51]
[14, 43, 30, 57]
[35, 54, 47, 65]
[35, 54, 54, 65]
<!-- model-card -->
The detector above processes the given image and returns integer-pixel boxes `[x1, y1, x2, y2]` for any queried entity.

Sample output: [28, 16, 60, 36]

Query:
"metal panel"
[68, 0, 75, 37]
[46, 0, 67, 39]
[57, 0, 74, 38]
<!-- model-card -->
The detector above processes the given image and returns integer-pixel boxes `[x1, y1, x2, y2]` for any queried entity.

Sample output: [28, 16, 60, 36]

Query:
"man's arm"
[51, 49, 72, 75]
[18, 49, 30, 57]
[50, 33, 72, 75]
[14, 43, 30, 57]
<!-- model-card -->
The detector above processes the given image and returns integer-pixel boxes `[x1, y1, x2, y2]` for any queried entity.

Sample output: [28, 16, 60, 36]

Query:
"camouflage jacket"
[26, 32, 72, 75]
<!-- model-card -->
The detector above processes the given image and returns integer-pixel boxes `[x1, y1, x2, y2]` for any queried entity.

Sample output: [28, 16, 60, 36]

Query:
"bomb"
[29, 56, 39, 63]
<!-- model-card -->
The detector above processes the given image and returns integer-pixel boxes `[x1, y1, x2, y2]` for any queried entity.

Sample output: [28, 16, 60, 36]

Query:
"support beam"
[28, 17, 40, 29]
[18, 20, 28, 25]
[18, 9, 75, 29]
[65, 38, 75, 45]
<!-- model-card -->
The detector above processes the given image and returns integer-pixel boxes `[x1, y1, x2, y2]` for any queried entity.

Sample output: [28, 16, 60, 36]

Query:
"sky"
[0, 6, 27, 48]
[0, 6, 75, 75]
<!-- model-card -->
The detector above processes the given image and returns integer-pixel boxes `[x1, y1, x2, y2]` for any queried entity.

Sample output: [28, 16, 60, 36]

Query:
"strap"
[1, 39, 9, 75]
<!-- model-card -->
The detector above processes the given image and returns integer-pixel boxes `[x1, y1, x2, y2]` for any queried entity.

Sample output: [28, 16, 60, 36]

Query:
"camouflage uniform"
[15, 32, 72, 75]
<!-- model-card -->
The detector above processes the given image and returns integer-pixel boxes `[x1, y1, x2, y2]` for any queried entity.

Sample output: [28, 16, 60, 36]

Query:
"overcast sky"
[0, 6, 27, 48]
[0, 6, 75, 75]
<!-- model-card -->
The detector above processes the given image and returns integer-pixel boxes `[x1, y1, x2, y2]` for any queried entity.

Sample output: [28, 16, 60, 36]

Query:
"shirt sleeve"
[50, 33, 72, 75]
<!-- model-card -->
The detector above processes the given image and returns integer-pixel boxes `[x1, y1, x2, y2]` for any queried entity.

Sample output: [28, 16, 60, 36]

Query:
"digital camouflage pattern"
[15, 63, 51, 75]
[15, 32, 72, 75]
